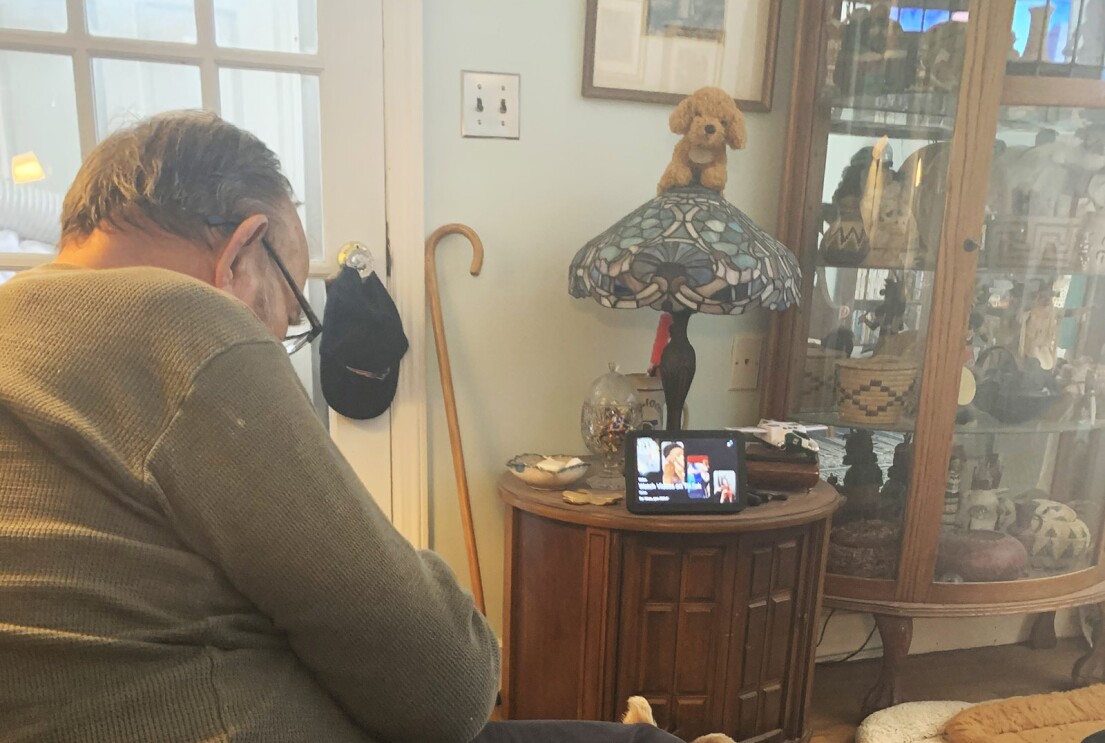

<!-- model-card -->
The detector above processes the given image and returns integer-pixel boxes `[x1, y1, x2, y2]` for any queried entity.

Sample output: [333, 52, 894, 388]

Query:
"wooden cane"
[426, 224, 486, 615]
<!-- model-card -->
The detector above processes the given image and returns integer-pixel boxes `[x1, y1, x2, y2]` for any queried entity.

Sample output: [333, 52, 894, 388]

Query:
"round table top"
[498, 473, 840, 534]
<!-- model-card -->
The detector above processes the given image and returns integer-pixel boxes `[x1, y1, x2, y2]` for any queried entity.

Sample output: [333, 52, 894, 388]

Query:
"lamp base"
[660, 311, 696, 431]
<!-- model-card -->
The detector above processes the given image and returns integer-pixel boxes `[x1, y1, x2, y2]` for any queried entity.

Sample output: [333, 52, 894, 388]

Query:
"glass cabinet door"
[934, 100, 1105, 584]
[788, 1, 976, 583]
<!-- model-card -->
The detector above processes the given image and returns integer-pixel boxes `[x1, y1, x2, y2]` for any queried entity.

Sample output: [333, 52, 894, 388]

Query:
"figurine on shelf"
[863, 276, 908, 342]
[1079, 0, 1105, 65]
[861, 137, 924, 267]
[943, 445, 966, 526]
[919, 21, 967, 92]
[897, 141, 951, 260]
[993, 128, 1105, 218]
[1020, 288, 1061, 371]
[840, 429, 885, 522]
[1021, 4, 1055, 62]
[879, 440, 912, 524]
[1062, 358, 1100, 424]
[1080, 208, 1105, 273]
[993, 282, 1025, 351]
[833, 2, 916, 96]
[956, 456, 1005, 533]
[822, 147, 875, 266]
[972, 453, 1003, 491]
[822, 326, 856, 358]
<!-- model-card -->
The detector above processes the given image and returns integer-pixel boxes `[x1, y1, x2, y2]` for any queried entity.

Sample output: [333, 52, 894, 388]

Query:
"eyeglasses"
[206, 216, 323, 355]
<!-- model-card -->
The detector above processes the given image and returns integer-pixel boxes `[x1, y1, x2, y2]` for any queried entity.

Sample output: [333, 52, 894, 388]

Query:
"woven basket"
[800, 347, 845, 412]
[835, 356, 919, 426]
[985, 216, 1082, 272]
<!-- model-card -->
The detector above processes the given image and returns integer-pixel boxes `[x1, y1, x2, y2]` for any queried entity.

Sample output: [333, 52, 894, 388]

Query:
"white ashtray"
[505, 454, 589, 490]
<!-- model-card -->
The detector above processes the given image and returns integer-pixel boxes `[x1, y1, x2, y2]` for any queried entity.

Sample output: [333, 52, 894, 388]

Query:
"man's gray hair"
[61, 110, 295, 245]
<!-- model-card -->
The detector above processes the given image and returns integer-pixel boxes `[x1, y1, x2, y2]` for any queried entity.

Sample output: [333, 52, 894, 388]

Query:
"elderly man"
[0, 111, 682, 743]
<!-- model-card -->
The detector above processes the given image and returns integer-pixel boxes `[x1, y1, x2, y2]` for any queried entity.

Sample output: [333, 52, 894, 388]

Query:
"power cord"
[824, 622, 879, 665]
[815, 608, 880, 664]
[816, 608, 836, 648]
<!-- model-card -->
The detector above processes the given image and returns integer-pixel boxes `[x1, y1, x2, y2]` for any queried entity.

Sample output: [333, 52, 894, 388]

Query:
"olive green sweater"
[0, 264, 499, 742]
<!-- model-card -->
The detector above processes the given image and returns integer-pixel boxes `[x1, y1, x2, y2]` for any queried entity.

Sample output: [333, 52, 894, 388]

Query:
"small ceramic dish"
[505, 454, 590, 490]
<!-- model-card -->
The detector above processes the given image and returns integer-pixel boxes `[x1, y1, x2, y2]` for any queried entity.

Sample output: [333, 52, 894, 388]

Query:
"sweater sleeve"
[144, 340, 499, 743]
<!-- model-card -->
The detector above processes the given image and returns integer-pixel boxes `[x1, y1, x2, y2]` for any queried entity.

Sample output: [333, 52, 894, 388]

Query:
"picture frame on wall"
[583, 0, 782, 112]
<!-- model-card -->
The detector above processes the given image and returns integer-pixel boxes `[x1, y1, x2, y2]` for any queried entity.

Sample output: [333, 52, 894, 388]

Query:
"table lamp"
[569, 87, 801, 431]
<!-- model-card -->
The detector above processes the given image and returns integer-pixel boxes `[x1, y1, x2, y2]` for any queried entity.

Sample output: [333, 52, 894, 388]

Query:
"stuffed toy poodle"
[657, 86, 747, 194]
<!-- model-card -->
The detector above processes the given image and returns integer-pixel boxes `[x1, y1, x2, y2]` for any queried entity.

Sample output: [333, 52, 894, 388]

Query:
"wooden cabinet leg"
[1074, 603, 1105, 685]
[1029, 612, 1058, 650]
[862, 614, 913, 715]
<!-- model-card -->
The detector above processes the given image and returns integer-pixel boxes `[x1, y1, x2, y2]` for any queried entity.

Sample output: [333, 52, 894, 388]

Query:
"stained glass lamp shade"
[569, 185, 801, 430]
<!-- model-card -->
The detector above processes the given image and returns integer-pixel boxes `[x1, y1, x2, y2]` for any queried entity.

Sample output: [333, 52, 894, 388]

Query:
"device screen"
[627, 431, 746, 513]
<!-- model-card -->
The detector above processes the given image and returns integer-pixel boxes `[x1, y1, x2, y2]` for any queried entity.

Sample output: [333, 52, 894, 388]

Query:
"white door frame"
[380, 0, 428, 548]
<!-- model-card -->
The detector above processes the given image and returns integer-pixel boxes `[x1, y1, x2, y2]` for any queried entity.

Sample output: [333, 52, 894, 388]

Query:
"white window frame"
[0, 0, 430, 548]
[0, 0, 336, 273]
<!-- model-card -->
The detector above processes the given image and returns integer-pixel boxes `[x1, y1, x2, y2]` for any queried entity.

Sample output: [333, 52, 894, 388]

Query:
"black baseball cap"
[320, 266, 409, 420]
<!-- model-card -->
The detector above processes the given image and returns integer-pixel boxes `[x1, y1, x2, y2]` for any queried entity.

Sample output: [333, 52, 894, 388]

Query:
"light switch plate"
[461, 71, 520, 139]
[729, 335, 764, 391]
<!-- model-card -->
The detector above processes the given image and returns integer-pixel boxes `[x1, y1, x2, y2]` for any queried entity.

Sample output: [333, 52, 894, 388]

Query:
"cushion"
[944, 684, 1105, 743]
[812, 724, 858, 743]
[857, 701, 974, 743]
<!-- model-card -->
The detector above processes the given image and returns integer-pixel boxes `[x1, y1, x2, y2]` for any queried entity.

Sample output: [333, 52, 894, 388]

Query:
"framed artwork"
[582, 0, 782, 112]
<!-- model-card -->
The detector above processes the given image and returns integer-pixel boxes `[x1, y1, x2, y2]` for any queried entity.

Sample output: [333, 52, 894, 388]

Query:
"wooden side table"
[499, 475, 840, 743]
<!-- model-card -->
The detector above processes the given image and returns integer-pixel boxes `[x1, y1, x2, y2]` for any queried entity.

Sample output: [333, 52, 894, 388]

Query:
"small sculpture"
[955, 456, 1005, 532]
[822, 147, 874, 266]
[862, 276, 908, 341]
[942, 445, 966, 526]
[1020, 289, 1060, 371]
[861, 137, 923, 265]
[972, 453, 1003, 490]
[879, 440, 912, 523]
[1022, 4, 1055, 62]
[821, 326, 856, 358]
[1079, 0, 1105, 65]
[840, 429, 885, 522]
[658, 87, 747, 194]
[833, 3, 915, 95]
[919, 21, 967, 91]
[1080, 209, 1105, 273]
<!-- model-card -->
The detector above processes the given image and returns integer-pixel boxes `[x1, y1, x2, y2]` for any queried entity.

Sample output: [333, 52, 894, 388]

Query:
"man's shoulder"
[10, 265, 270, 338]
[3, 265, 277, 376]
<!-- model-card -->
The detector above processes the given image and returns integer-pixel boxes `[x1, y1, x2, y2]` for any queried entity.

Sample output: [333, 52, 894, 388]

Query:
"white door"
[0, 0, 398, 518]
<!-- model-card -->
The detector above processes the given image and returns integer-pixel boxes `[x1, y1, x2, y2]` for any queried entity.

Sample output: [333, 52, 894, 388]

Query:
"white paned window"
[0, 1, 329, 414]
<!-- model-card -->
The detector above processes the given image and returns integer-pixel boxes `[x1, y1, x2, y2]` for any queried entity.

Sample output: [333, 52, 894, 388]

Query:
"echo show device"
[625, 430, 748, 515]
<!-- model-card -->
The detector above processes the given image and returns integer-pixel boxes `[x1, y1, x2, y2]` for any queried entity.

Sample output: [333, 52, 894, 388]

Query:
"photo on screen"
[686, 455, 711, 498]
[661, 441, 685, 485]
[636, 437, 661, 476]
[713, 470, 737, 504]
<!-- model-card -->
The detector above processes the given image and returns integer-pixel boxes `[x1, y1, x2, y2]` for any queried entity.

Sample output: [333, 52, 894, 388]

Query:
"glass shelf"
[957, 410, 1105, 435]
[800, 409, 1105, 436]
[799, 411, 916, 434]
[816, 258, 1105, 281]
[999, 105, 1105, 134]
[829, 92, 957, 141]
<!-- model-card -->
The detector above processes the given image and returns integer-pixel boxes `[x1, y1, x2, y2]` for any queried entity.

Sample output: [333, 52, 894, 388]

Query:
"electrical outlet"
[461, 71, 520, 139]
[729, 335, 763, 391]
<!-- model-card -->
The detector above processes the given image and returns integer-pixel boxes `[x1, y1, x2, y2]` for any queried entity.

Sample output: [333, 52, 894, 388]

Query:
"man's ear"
[669, 96, 695, 135]
[213, 214, 269, 290]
